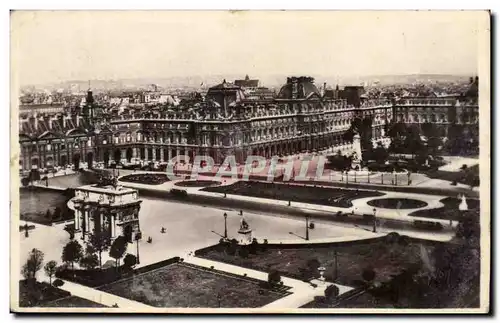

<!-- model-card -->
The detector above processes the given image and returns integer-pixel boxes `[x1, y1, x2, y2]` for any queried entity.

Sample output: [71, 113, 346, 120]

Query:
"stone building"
[18, 76, 480, 171]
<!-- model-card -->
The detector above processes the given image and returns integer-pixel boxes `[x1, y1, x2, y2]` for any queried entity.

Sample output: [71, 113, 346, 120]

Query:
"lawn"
[198, 237, 480, 309]
[202, 181, 385, 208]
[424, 164, 479, 187]
[301, 290, 396, 309]
[99, 262, 288, 308]
[197, 237, 437, 287]
[39, 296, 108, 308]
[119, 173, 171, 185]
[409, 197, 480, 221]
[18, 280, 71, 307]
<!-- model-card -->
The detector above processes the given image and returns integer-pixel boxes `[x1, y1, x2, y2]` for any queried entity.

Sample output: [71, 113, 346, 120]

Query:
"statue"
[237, 213, 252, 245]
[459, 194, 469, 211]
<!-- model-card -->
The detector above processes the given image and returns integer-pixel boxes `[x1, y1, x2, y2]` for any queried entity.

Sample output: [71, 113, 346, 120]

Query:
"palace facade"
[18, 76, 479, 173]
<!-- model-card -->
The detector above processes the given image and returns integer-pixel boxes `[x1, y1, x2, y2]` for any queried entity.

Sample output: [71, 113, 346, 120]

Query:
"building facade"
[18, 76, 479, 172]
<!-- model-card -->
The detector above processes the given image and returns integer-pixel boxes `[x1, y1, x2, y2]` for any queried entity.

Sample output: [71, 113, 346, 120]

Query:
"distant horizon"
[12, 11, 483, 89]
[20, 72, 476, 91]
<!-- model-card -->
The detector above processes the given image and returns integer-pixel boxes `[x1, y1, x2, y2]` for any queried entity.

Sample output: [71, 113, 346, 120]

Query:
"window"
[46, 144, 51, 151]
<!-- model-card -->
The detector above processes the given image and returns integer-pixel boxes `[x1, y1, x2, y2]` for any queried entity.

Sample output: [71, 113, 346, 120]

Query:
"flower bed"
[408, 197, 480, 221]
[202, 181, 385, 208]
[367, 198, 428, 209]
[119, 173, 171, 185]
[175, 180, 222, 188]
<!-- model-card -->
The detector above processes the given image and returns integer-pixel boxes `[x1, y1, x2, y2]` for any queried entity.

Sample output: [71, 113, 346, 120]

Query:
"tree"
[62, 240, 83, 271]
[43, 260, 58, 285]
[22, 248, 44, 281]
[88, 231, 110, 268]
[79, 254, 99, 270]
[123, 253, 137, 269]
[109, 236, 128, 268]
[362, 268, 376, 285]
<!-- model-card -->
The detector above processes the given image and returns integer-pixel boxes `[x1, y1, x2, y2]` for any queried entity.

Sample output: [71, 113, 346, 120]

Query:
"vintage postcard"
[9, 10, 491, 314]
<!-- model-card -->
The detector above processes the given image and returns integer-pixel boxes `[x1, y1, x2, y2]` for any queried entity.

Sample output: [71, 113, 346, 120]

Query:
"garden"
[197, 234, 480, 308]
[202, 181, 385, 208]
[408, 196, 480, 221]
[423, 164, 480, 188]
[119, 173, 171, 185]
[39, 296, 108, 308]
[98, 262, 289, 308]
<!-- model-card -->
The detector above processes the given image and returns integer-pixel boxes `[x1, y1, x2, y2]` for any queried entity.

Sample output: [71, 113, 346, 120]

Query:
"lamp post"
[217, 293, 222, 308]
[135, 231, 142, 264]
[305, 215, 310, 241]
[223, 212, 228, 239]
[372, 208, 377, 233]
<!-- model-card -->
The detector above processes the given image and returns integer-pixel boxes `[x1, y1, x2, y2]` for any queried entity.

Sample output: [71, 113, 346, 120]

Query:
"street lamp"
[305, 215, 310, 241]
[135, 231, 142, 264]
[223, 213, 228, 239]
[372, 208, 377, 233]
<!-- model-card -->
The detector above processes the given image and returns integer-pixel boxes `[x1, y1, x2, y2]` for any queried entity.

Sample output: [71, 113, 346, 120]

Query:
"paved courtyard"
[20, 195, 377, 283]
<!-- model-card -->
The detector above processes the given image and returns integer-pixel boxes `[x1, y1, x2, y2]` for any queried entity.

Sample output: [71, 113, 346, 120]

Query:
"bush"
[238, 247, 249, 258]
[123, 253, 137, 269]
[21, 177, 30, 187]
[324, 284, 340, 302]
[268, 270, 281, 285]
[384, 232, 400, 244]
[52, 279, 64, 287]
[309, 222, 315, 229]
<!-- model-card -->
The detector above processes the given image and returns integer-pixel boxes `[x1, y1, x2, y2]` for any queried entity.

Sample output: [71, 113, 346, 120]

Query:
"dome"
[276, 76, 321, 99]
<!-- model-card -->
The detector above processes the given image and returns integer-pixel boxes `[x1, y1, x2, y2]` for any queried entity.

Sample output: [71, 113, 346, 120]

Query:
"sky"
[11, 10, 487, 87]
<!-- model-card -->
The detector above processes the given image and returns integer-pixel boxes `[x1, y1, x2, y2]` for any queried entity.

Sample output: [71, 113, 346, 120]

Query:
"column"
[133, 147, 137, 159]
[152, 148, 157, 160]
[144, 147, 149, 160]
[85, 209, 91, 234]
[74, 208, 80, 231]
[168, 149, 172, 161]
[110, 214, 116, 238]
[160, 148, 164, 161]
[99, 211, 104, 233]
[176, 149, 180, 161]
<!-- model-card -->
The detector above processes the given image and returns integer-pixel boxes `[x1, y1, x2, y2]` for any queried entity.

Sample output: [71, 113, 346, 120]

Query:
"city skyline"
[11, 11, 484, 88]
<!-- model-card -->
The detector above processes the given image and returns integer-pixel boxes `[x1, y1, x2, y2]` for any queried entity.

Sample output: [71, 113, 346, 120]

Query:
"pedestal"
[238, 229, 253, 245]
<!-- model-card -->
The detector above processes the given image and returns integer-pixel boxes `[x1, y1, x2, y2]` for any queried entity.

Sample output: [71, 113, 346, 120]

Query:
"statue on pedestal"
[351, 131, 362, 170]
[458, 194, 469, 211]
[238, 213, 253, 245]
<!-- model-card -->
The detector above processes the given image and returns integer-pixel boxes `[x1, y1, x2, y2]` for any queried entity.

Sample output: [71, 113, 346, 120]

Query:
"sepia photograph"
[9, 10, 491, 314]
